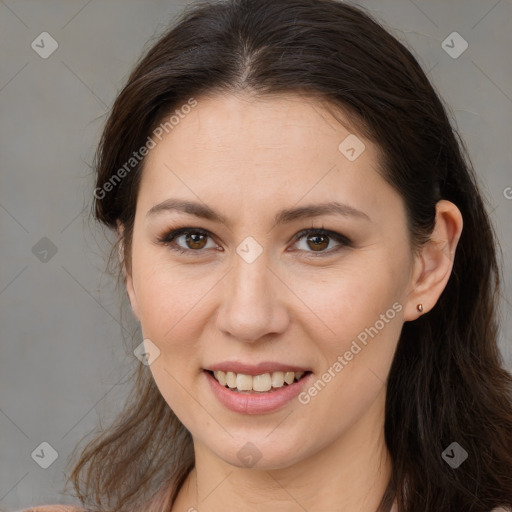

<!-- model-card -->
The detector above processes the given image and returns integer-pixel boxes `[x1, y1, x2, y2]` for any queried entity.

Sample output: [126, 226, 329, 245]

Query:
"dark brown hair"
[65, 0, 512, 510]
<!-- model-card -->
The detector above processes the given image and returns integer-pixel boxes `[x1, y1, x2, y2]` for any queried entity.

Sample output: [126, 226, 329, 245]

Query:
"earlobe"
[116, 221, 141, 322]
[404, 200, 463, 321]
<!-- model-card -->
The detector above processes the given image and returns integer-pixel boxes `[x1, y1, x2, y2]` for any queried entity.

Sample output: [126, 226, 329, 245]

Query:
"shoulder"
[17, 506, 86, 512]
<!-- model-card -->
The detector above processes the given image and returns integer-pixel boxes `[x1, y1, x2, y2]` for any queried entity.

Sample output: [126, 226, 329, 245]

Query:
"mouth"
[205, 369, 311, 393]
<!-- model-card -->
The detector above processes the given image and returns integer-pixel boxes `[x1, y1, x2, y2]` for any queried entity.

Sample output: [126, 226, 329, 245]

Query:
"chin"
[209, 434, 312, 470]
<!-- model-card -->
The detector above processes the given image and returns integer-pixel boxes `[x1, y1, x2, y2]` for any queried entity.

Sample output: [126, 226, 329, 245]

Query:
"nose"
[215, 248, 290, 343]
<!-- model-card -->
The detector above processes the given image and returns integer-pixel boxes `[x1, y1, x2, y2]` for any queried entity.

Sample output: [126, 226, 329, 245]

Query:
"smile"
[209, 369, 307, 392]
[204, 369, 313, 414]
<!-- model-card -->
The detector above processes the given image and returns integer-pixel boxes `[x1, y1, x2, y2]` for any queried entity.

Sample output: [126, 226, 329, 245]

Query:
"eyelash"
[157, 226, 352, 258]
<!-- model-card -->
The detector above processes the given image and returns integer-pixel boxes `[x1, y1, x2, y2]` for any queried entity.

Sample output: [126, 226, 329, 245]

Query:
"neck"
[172, 387, 391, 512]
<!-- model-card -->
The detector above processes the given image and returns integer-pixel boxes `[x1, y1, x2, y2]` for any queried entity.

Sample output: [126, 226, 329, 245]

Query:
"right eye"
[158, 227, 220, 255]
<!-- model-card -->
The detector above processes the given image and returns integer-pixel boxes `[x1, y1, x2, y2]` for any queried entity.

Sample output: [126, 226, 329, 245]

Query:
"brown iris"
[306, 233, 329, 251]
[186, 231, 208, 250]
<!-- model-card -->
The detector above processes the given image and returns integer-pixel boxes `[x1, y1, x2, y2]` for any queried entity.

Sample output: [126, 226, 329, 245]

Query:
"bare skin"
[120, 91, 463, 511]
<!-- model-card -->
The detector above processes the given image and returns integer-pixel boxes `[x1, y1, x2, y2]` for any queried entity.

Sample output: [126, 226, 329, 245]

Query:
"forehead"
[151, 92, 361, 156]
[136, 92, 391, 222]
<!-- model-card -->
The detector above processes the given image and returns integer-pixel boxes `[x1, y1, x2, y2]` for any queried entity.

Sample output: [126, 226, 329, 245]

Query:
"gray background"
[1, 0, 511, 509]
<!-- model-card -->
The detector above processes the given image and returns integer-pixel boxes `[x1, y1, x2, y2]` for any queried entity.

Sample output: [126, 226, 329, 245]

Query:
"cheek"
[287, 259, 403, 339]
[289, 259, 405, 394]
[132, 255, 219, 356]
[132, 260, 213, 423]
[128, 238, 215, 429]
[291, 269, 403, 438]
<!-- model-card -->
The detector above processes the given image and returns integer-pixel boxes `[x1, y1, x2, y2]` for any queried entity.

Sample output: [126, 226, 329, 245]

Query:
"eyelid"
[157, 226, 352, 256]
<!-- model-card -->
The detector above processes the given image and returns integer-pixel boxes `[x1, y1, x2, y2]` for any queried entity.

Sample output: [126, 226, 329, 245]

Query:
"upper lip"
[205, 361, 311, 376]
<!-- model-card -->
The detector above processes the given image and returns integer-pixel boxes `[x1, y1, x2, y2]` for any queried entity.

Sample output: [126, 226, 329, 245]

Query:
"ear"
[116, 220, 141, 322]
[403, 200, 463, 321]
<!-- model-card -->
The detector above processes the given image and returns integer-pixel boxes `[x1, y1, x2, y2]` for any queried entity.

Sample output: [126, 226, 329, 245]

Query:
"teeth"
[236, 373, 253, 391]
[284, 371, 295, 385]
[226, 371, 236, 389]
[271, 371, 285, 388]
[212, 370, 306, 392]
[216, 370, 227, 386]
[253, 373, 272, 392]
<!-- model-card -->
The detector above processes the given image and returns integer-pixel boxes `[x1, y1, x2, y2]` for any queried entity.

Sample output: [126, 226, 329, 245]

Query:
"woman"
[23, 0, 512, 511]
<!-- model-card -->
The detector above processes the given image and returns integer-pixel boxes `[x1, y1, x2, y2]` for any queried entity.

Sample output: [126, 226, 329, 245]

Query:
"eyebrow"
[146, 198, 371, 226]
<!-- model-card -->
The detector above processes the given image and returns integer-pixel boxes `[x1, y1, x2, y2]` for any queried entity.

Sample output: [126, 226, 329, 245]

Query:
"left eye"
[292, 228, 350, 255]
[158, 227, 351, 256]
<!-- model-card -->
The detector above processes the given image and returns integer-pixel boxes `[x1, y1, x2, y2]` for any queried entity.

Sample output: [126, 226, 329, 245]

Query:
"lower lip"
[204, 370, 311, 415]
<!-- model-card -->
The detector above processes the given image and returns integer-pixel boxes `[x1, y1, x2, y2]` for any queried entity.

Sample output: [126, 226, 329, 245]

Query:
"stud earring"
[417, 304, 424, 313]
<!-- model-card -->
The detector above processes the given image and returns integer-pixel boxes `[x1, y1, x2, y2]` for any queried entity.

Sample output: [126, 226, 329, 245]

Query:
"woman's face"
[124, 92, 418, 469]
